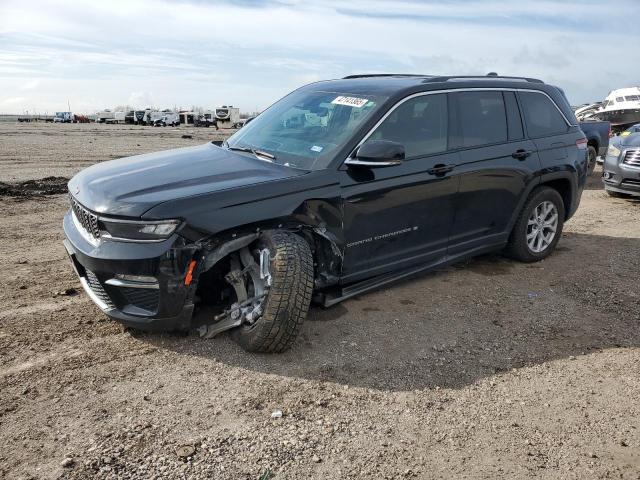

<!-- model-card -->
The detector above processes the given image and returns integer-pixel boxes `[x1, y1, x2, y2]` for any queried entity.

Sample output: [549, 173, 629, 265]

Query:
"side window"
[519, 91, 569, 138]
[454, 91, 508, 148]
[369, 94, 447, 158]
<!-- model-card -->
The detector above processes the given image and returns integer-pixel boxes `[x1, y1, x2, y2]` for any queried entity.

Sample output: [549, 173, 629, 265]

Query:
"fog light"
[603, 171, 613, 180]
[115, 274, 157, 283]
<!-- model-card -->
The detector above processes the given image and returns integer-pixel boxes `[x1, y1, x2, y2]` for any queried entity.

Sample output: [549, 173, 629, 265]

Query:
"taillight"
[576, 137, 587, 150]
[608, 126, 613, 138]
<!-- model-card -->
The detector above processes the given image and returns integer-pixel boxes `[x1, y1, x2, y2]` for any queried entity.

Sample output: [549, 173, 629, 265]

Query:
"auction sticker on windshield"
[331, 96, 369, 108]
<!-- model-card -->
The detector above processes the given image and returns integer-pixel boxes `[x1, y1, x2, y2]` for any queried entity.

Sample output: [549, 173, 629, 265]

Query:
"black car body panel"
[63, 74, 587, 332]
[69, 143, 309, 218]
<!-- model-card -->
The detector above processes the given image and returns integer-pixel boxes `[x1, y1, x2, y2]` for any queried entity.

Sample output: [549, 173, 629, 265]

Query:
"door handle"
[512, 149, 533, 160]
[427, 164, 455, 176]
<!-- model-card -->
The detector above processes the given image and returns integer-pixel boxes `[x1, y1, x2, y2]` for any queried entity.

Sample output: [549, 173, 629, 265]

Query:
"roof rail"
[342, 74, 433, 79]
[423, 75, 544, 84]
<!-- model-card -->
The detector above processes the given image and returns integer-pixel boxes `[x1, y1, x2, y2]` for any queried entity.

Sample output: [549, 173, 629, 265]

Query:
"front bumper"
[603, 152, 640, 197]
[63, 210, 198, 331]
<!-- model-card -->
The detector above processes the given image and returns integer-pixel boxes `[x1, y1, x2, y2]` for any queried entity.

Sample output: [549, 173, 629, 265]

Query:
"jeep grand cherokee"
[63, 74, 588, 352]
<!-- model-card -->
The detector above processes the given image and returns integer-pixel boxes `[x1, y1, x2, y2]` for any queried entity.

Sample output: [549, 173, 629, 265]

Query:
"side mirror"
[345, 140, 404, 167]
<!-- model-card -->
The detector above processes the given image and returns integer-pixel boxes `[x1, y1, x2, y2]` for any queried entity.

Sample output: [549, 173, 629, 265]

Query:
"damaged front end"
[194, 235, 273, 338]
[64, 190, 344, 337]
[190, 224, 342, 338]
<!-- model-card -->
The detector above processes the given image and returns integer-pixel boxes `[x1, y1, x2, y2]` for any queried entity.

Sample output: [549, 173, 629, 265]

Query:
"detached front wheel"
[230, 231, 314, 353]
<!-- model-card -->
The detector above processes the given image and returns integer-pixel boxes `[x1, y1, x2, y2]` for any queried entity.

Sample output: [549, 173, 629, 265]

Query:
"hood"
[69, 143, 307, 217]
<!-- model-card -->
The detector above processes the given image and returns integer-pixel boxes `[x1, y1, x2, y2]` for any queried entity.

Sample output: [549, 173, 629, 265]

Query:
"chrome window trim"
[342, 87, 575, 166]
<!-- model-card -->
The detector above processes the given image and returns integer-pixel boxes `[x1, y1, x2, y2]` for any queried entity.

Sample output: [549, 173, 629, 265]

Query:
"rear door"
[447, 90, 541, 255]
[517, 90, 575, 169]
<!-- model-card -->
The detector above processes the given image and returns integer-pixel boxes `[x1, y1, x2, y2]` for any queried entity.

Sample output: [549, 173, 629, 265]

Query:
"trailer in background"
[53, 112, 73, 123]
[179, 111, 197, 125]
[214, 106, 240, 128]
[96, 110, 116, 123]
[152, 112, 180, 127]
[105, 111, 126, 124]
[133, 109, 151, 125]
[125, 110, 135, 124]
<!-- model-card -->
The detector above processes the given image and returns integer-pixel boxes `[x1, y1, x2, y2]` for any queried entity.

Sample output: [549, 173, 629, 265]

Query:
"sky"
[0, 0, 638, 115]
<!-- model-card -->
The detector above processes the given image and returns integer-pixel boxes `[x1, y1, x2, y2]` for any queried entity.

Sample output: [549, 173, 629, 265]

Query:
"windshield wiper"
[227, 144, 276, 161]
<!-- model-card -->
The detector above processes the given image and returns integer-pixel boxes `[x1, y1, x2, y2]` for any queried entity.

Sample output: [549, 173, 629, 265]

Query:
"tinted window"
[519, 92, 568, 138]
[369, 94, 447, 158]
[455, 91, 508, 147]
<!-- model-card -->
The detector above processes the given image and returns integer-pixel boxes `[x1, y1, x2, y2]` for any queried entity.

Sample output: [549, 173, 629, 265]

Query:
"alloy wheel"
[526, 201, 558, 253]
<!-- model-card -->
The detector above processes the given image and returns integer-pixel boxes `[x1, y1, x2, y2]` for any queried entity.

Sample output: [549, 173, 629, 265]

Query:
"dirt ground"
[0, 123, 639, 480]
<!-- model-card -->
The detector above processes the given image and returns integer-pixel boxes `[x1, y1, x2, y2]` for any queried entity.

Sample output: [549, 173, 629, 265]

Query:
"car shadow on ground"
[136, 230, 640, 393]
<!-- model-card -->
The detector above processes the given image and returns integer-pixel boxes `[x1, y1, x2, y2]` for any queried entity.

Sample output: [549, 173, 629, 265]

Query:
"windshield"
[225, 89, 385, 170]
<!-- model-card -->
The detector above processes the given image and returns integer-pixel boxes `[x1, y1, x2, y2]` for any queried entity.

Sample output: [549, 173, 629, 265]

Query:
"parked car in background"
[234, 116, 257, 129]
[603, 132, 640, 198]
[620, 123, 640, 137]
[63, 74, 588, 353]
[579, 120, 610, 173]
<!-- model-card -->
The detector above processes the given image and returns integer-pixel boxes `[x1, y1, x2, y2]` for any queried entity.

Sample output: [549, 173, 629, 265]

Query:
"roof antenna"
[486, 72, 498, 77]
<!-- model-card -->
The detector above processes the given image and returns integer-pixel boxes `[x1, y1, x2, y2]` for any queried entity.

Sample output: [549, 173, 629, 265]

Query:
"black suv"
[63, 74, 588, 352]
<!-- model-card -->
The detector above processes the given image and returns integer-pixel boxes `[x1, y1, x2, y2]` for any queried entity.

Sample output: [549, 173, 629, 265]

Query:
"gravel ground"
[0, 123, 639, 479]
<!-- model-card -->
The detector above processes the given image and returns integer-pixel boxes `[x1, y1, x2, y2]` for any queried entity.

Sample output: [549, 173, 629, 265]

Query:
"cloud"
[19, 79, 40, 90]
[0, 0, 638, 113]
[128, 91, 155, 108]
[0, 96, 27, 105]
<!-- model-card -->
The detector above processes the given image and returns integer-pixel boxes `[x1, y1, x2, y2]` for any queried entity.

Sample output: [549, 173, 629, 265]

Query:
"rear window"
[519, 92, 568, 138]
[455, 91, 508, 148]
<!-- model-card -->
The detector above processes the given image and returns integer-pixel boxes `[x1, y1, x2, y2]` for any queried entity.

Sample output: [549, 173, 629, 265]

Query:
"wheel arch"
[539, 177, 573, 220]
[194, 213, 344, 290]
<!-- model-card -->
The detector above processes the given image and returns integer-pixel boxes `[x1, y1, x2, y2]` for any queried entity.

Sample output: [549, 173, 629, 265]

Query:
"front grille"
[121, 288, 160, 312]
[69, 194, 101, 238]
[623, 149, 640, 167]
[621, 179, 640, 188]
[85, 270, 115, 309]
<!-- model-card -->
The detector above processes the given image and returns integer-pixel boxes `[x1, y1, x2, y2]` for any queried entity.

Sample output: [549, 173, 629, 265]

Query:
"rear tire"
[587, 145, 597, 175]
[231, 231, 313, 353]
[504, 187, 565, 262]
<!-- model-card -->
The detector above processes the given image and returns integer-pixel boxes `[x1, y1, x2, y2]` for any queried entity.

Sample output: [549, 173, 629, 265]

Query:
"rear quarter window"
[519, 91, 569, 138]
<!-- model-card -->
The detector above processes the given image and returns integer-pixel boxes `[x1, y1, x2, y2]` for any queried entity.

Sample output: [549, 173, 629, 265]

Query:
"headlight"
[607, 144, 621, 158]
[101, 219, 180, 241]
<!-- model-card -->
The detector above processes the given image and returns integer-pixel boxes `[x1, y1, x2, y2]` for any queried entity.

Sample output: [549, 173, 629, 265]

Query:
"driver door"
[339, 93, 460, 283]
